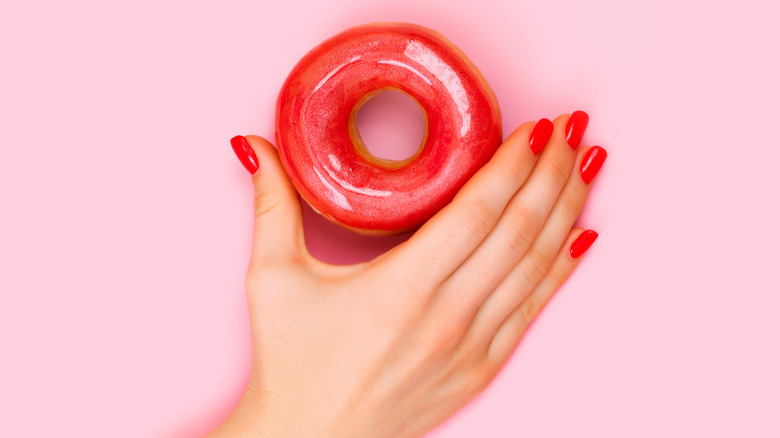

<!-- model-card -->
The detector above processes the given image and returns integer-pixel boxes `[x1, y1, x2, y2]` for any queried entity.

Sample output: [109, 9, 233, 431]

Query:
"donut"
[275, 23, 502, 234]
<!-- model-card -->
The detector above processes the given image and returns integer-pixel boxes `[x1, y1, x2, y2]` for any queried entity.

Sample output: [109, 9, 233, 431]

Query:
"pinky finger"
[486, 228, 598, 365]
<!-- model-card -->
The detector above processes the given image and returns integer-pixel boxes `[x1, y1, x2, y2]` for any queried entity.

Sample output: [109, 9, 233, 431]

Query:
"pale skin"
[209, 113, 604, 437]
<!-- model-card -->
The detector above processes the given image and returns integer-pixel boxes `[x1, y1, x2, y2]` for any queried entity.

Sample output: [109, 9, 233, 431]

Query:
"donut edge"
[275, 22, 503, 236]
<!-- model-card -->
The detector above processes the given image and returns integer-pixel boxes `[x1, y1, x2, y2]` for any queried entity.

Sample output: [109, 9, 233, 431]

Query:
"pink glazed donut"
[276, 23, 502, 234]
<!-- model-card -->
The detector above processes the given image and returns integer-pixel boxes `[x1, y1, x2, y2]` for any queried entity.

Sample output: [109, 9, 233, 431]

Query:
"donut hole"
[354, 89, 426, 165]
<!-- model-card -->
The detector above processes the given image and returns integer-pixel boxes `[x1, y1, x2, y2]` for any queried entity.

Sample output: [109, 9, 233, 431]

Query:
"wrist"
[208, 386, 354, 438]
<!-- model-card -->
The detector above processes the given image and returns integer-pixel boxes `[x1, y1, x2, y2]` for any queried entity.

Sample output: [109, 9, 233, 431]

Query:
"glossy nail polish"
[565, 110, 589, 149]
[529, 118, 553, 155]
[570, 229, 598, 258]
[230, 135, 259, 175]
[580, 146, 607, 184]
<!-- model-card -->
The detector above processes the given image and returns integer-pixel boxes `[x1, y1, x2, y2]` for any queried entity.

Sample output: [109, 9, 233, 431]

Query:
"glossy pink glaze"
[276, 23, 502, 233]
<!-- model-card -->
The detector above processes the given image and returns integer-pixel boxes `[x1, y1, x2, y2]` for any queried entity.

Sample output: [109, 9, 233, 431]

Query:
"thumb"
[230, 135, 306, 264]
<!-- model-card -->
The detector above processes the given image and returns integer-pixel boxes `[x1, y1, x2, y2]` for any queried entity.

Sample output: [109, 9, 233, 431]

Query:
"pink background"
[1, 0, 778, 436]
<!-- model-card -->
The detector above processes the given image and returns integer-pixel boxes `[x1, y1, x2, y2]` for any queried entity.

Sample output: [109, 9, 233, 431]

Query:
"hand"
[210, 112, 606, 438]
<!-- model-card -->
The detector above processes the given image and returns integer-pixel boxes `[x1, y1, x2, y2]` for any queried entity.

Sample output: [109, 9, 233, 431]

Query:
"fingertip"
[243, 135, 279, 164]
[230, 135, 259, 175]
[580, 146, 607, 185]
[569, 229, 598, 259]
[529, 118, 554, 155]
[243, 135, 275, 150]
[239, 135, 291, 189]
[550, 113, 574, 148]
[238, 134, 298, 200]
[552, 112, 572, 127]
[565, 110, 589, 149]
[503, 118, 551, 156]
[503, 119, 538, 144]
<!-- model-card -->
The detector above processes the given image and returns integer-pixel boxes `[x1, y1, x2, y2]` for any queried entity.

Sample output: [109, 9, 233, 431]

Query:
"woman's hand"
[210, 112, 606, 438]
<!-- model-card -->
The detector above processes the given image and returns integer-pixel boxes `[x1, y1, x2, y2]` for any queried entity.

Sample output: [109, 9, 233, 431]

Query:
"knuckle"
[519, 298, 541, 326]
[544, 159, 571, 189]
[486, 317, 525, 366]
[253, 190, 282, 218]
[452, 329, 486, 367]
[504, 209, 540, 255]
[506, 162, 525, 183]
[419, 314, 472, 363]
[520, 248, 552, 285]
[547, 260, 571, 288]
[520, 258, 544, 285]
[429, 320, 465, 354]
[466, 360, 499, 397]
[459, 199, 497, 243]
[558, 194, 583, 222]
[503, 153, 530, 183]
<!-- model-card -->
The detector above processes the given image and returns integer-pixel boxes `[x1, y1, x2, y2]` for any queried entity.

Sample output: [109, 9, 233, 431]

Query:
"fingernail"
[569, 229, 598, 258]
[565, 110, 589, 149]
[230, 135, 259, 175]
[529, 118, 554, 155]
[580, 146, 607, 184]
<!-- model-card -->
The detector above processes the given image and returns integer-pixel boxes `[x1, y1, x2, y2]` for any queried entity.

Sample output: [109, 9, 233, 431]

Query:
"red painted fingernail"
[230, 135, 258, 175]
[529, 118, 553, 155]
[570, 230, 598, 258]
[580, 146, 607, 184]
[565, 110, 589, 149]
